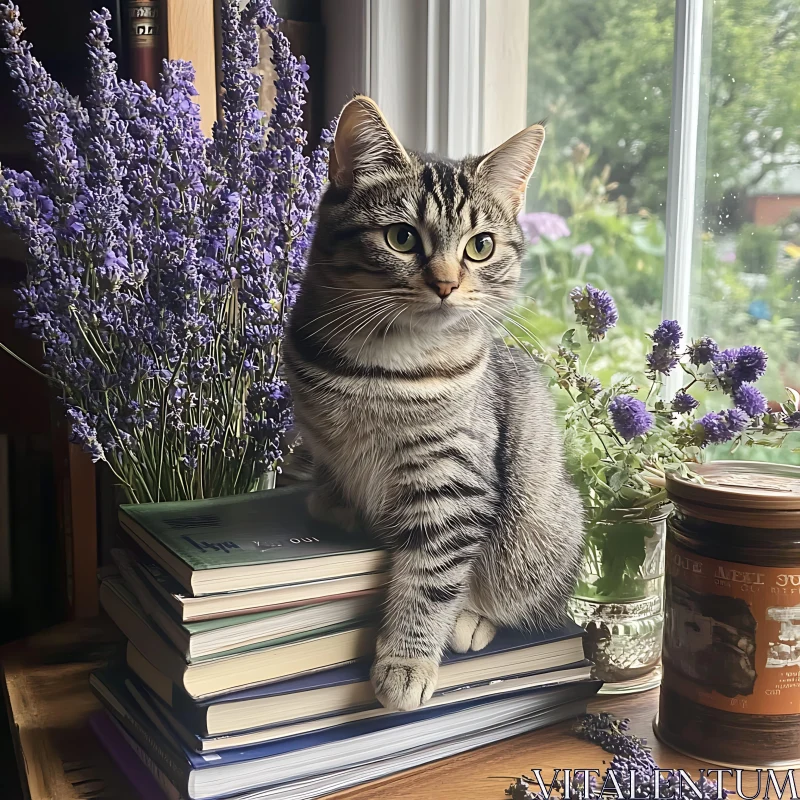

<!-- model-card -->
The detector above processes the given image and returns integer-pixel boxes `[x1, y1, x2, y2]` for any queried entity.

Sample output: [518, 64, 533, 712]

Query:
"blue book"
[127, 622, 587, 735]
[91, 667, 601, 800]
[91, 699, 594, 800]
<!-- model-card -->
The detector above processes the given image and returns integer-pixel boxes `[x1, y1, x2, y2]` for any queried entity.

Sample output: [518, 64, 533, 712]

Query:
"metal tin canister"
[657, 461, 800, 768]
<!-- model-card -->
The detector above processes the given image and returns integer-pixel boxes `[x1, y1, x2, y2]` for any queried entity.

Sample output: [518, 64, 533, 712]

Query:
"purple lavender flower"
[713, 346, 768, 391]
[609, 395, 654, 441]
[518, 211, 570, 245]
[687, 336, 719, 366]
[0, 0, 329, 502]
[784, 412, 800, 429]
[696, 411, 734, 445]
[733, 384, 768, 417]
[696, 408, 750, 446]
[571, 242, 594, 259]
[726, 407, 750, 434]
[672, 390, 699, 413]
[651, 320, 683, 349]
[569, 284, 618, 341]
[646, 348, 679, 376]
[732, 345, 768, 385]
[645, 320, 683, 377]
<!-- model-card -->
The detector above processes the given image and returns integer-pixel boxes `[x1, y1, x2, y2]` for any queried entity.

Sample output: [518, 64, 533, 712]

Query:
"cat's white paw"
[449, 609, 497, 653]
[370, 656, 439, 711]
[307, 490, 359, 533]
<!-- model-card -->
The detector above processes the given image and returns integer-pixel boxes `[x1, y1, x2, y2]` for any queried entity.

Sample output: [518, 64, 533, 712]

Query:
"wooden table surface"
[0, 619, 781, 800]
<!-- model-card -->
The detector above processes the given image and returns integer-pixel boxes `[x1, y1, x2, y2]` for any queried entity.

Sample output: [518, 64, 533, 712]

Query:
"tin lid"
[666, 461, 800, 513]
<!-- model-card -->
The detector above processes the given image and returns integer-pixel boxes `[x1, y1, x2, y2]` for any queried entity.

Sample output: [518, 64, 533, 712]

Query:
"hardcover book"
[99, 576, 376, 697]
[134, 554, 385, 622]
[109, 556, 376, 660]
[98, 700, 592, 800]
[126, 622, 588, 731]
[128, 661, 593, 752]
[118, 486, 386, 595]
[89, 710, 173, 800]
[91, 668, 601, 800]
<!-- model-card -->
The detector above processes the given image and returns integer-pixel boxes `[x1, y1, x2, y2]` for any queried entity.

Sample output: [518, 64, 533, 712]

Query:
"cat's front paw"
[449, 609, 497, 653]
[370, 656, 439, 711]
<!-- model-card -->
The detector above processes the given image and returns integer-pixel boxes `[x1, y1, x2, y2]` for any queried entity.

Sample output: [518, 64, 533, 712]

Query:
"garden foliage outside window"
[520, 0, 800, 465]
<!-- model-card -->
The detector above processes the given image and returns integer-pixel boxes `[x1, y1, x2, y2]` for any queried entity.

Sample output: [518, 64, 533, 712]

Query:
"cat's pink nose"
[428, 279, 459, 298]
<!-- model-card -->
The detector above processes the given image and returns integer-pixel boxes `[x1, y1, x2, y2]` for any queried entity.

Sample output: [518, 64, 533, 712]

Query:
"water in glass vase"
[568, 506, 670, 693]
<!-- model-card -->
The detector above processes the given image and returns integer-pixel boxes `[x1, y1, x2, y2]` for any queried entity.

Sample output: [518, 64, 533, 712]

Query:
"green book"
[119, 486, 386, 596]
[135, 555, 386, 623]
[110, 552, 379, 660]
[99, 575, 377, 699]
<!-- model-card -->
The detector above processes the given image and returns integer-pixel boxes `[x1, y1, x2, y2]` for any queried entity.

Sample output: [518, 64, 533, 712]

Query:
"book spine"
[170, 689, 209, 736]
[127, 0, 162, 87]
[89, 712, 170, 800]
[96, 684, 189, 793]
[122, 732, 182, 800]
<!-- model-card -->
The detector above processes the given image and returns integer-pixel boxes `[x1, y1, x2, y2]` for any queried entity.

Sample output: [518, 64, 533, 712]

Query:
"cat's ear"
[329, 95, 410, 187]
[476, 123, 545, 213]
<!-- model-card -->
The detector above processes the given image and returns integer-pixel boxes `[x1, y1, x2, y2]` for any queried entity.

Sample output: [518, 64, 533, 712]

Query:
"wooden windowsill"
[0, 618, 768, 800]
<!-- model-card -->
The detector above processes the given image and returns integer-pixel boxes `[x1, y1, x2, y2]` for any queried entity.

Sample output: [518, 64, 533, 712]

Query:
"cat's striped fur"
[284, 97, 585, 711]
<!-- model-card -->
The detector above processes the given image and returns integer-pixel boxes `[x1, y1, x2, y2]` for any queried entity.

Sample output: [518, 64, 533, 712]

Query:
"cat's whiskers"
[478, 300, 544, 350]
[380, 304, 409, 347]
[340, 302, 404, 353]
[470, 306, 539, 360]
[465, 309, 519, 376]
[298, 295, 401, 333]
[317, 301, 399, 351]
[354, 303, 407, 362]
[317, 284, 415, 294]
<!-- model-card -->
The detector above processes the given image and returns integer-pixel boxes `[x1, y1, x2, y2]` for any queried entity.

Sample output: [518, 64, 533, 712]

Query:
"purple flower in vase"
[609, 395, 653, 441]
[696, 408, 750, 447]
[651, 320, 683, 350]
[733, 384, 768, 417]
[687, 336, 719, 366]
[713, 346, 768, 392]
[672, 390, 699, 413]
[646, 320, 682, 377]
[569, 284, 618, 341]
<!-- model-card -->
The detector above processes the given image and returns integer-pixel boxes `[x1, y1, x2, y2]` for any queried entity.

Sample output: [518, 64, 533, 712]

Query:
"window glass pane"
[519, 0, 674, 387]
[693, 0, 800, 464]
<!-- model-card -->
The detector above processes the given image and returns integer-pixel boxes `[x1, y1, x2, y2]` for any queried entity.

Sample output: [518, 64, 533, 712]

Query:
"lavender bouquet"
[0, 1, 330, 502]
[544, 284, 800, 600]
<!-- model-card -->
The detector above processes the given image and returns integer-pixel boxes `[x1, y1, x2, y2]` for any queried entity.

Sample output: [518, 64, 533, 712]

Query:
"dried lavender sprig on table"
[0, 0, 331, 502]
[507, 713, 729, 800]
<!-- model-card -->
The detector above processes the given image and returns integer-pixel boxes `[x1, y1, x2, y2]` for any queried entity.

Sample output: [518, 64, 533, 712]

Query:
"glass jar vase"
[567, 505, 670, 693]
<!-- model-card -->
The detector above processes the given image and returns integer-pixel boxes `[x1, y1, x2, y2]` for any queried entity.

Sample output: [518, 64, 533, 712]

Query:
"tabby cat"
[284, 96, 585, 712]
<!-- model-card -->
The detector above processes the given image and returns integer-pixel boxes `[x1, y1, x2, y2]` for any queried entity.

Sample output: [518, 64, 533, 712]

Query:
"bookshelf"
[166, 0, 217, 135]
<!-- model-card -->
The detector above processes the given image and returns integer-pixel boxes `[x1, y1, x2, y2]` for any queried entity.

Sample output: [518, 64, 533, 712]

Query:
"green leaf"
[581, 451, 600, 467]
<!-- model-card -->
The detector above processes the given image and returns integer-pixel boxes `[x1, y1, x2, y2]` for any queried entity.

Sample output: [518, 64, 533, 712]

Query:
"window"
[322, 0, 800, 462]
[691, 0, 800, 463]
[520, 0, 674, 388]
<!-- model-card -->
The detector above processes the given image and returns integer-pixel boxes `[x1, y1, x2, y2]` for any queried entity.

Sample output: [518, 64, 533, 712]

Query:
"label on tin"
[663, 540, 800, 715]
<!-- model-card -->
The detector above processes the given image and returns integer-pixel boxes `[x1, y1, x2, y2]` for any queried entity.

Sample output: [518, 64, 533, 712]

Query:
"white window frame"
[322, 0, 705, 373]
[321, 0, 529, 157]
[663, 0, 709, 397]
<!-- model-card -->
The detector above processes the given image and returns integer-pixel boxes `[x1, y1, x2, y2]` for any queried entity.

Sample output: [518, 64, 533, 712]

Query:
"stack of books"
[91, 486, 600, 800]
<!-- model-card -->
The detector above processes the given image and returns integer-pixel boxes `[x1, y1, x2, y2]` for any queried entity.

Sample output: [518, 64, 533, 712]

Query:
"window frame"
[321, 0, 529, 156]
[321, 0, 703, 373]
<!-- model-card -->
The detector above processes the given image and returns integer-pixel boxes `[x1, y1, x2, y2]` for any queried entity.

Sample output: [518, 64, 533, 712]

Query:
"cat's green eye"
[465, 233, 494, 262]
[385, 224, 419, 253]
